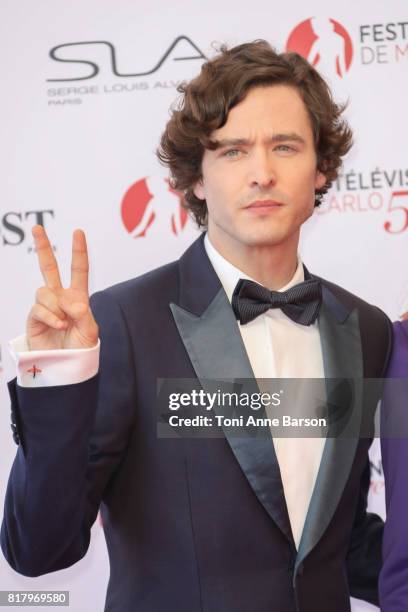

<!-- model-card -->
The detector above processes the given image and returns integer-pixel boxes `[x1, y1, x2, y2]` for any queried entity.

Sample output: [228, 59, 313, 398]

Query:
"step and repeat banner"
[0, 1, 407, 610]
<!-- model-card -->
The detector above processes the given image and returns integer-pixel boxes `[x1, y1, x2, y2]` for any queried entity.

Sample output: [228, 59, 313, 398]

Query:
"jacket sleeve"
[1, 289, 137, 576]
[345, 454, 383, 606]
[345, 305, 395, 605]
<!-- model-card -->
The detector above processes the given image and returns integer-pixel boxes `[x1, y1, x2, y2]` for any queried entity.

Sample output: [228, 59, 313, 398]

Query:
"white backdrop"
[0, 1, 407, 610]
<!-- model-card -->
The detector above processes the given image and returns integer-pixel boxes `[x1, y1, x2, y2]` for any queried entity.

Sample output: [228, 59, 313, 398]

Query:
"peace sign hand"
[27, 226, 99, 350]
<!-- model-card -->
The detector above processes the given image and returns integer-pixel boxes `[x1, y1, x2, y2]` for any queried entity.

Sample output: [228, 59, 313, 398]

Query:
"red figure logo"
[27, 365, 42, 378]
[286, 18, 353, 78]
[121, 176, 188, 238]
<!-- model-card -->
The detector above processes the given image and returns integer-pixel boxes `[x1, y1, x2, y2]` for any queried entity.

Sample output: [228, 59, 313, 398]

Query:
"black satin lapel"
[170, 289, 293, 543]
[295, 300, 364, 573]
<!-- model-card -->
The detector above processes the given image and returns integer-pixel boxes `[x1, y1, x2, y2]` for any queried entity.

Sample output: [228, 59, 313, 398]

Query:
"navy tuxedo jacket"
[1, 233, 392, 612]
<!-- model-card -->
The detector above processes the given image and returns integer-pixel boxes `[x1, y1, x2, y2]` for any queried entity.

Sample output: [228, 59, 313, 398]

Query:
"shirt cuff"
[9, 335, 100, 388]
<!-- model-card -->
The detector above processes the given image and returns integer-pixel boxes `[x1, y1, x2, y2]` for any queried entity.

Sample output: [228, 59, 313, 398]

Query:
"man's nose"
[248, 149, 277, 189]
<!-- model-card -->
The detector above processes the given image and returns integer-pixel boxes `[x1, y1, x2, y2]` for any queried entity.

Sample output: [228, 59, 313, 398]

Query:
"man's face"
[193, 84, 326, 249]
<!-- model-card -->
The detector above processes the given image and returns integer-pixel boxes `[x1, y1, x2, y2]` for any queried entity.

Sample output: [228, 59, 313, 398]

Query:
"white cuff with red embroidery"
[9, 335, 100, 388]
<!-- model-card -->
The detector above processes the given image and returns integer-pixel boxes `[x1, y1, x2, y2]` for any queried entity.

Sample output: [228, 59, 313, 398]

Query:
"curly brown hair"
[157, 39, 353, 228]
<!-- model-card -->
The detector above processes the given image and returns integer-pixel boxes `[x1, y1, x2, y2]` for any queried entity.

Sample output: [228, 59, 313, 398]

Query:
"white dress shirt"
[9, 233, 326, 548]
[204, 234, 326, 548]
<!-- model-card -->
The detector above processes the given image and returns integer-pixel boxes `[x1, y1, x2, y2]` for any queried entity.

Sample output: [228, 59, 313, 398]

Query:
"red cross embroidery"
[27, 365, 42, 378]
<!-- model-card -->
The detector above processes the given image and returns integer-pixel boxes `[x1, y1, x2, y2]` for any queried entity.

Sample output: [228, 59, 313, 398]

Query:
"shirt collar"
[204, 232, 305, 303]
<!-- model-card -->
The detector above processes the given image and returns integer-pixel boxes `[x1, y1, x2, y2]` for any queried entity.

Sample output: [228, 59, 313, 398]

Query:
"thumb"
[58, 298, 89, 321]
[58, 297, 98, 343]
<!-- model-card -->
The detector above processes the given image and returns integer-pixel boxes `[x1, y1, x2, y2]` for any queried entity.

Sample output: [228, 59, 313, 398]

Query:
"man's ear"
[193, 178, 205, 200]
[315, 170, 326, 190]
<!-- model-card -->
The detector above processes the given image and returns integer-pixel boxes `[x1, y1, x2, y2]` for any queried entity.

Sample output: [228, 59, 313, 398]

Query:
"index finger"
[70, 229, 89, 293]
[32, 225, 62, 289]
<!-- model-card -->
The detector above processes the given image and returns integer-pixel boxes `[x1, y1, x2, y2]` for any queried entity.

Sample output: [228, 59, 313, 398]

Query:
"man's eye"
[222, 149, 241, 158]
[276, 144, 295, 152]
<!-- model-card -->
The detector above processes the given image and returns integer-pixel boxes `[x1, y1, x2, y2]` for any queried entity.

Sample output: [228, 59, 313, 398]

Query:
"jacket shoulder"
[317, 275, 393, 376]
[91, 259, 180, 309]
[319, 277, 387, 318]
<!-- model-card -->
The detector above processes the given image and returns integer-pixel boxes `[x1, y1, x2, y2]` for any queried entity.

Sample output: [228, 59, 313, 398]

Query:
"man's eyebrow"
[211, 133, 306, 149]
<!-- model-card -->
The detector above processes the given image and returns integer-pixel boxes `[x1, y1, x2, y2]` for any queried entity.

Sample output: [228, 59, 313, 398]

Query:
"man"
[1, 41, 392, 612]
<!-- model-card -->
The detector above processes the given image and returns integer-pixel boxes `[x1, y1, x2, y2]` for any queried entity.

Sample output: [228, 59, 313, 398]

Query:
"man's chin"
[238, 233, 289, 248]
[208, 222, 291, 250]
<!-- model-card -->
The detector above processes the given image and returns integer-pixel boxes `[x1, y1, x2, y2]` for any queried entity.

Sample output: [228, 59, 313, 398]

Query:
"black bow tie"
[231, 277, 322, 326]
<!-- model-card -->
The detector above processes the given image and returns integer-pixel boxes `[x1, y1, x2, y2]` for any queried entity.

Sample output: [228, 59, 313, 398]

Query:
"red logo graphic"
[27, 365, 42, 378]
[286, 18, 353, 77]
[121, 176, 188, 238]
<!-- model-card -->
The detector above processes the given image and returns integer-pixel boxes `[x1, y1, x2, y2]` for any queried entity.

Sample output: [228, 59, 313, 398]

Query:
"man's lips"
[245, 199, 284, 209]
